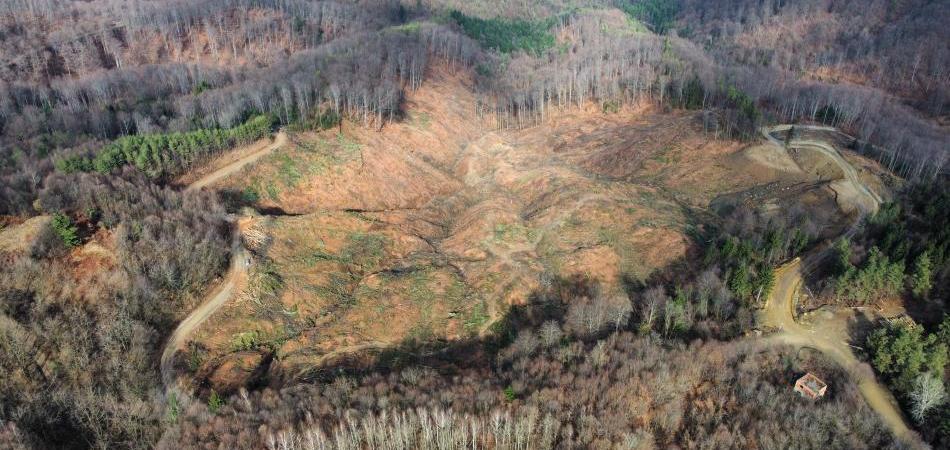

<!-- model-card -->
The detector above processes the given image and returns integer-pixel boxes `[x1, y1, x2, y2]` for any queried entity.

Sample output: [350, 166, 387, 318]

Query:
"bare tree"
[910, 373, 946, 423]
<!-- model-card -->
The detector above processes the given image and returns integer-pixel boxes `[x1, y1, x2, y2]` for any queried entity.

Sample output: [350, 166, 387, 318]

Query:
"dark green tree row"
[449, 10, 556, 55]
[832, 242, 905, 304]
[620, 0, 680, 35]
[55, 115, 275, 178]
[868, 319, 948, 395]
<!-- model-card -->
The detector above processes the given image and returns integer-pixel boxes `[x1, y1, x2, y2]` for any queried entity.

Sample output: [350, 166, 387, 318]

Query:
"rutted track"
[757, 126, 912, 440]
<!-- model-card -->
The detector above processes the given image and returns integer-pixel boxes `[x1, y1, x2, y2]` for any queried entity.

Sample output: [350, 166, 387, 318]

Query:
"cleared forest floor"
[173, 69, 894, 394]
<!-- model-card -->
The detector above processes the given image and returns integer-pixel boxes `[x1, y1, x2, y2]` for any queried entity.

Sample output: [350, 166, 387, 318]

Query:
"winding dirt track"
[186, 131, 287, 192]
[160, 241, 247, 390]
[762, 260, 911, 439]
[757, 126, 912, 440]
[161, 131, 286, 392]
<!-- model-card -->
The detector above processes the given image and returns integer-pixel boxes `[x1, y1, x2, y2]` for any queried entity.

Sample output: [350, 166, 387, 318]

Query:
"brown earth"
[188, 68, 889, 390]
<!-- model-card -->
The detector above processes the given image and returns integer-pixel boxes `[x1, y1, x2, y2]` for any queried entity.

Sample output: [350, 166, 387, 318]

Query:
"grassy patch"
[314, 272, 357, 308]
[276, 153, 303, 188]
[241, 186, 260, 203]
[407, 270, 434, 307]
[230, 330, 263, 351]
[410, 112, 432, 130]
[536, 233, 563, 273]
[230, 327, 292, 352]
[234, 132, 361, 201]
[463, 299, 490, 334]
[387, 21, 422, 34]
[491, 223, 539, 244]
[342, 232, 388, 271]
[265, 181, 281, 201]
[247, 259, 285, 306]
[297, 133, 361, 175]
[650, 145, 679, 165]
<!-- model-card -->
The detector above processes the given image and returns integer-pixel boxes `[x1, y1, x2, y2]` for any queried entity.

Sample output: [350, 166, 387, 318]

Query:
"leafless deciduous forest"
[0, 0, 947, 448]
[161, 333, 897, 449]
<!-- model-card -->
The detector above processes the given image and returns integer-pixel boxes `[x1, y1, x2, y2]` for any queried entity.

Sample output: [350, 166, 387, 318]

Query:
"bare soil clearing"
[172, 72, 893, 393]
[742, 144, 804, 174]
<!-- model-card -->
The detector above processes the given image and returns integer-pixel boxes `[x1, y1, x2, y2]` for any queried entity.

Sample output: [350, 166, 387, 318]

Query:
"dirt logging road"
[161, 131, 286, 393]
[185, 131, 288, 192]
[761, 260, 911, 439]
[160, 239, 247, 390]
[757, 126, 912, 441]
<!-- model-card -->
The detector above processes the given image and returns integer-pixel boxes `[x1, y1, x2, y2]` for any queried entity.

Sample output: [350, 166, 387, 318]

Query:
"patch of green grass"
[491, 223, 539, 243]
[231, 330, 263, 351]
[301, 249, 340, 266]
[187, 342, 206, 372]
[388, 21, 422, 34]
[292, 133, 361, 176]
[265, 181, 281, 201]
[410, 112, 432, 130]
[241, 186, 260, 203]
[312, 272, 357, 307]
[596, 227, 621, 247]
[536, 233, 563, 274]
[335, 133, 362, 156]
[444, 276, 466, 310]
[277, 153, 303, 188]
[650, 145, 678, 164]
[354, 282, 388, 314]
[406, 321, 435, 343]
[230, 327, 292, 352]
[621, 15, 649, 33]
[248, 259, 285, 306]
[564, 213, 584, 230]
[463, 299, 490, 334]
[407, 270, 434, 307]
[342, 232, 388, 271]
